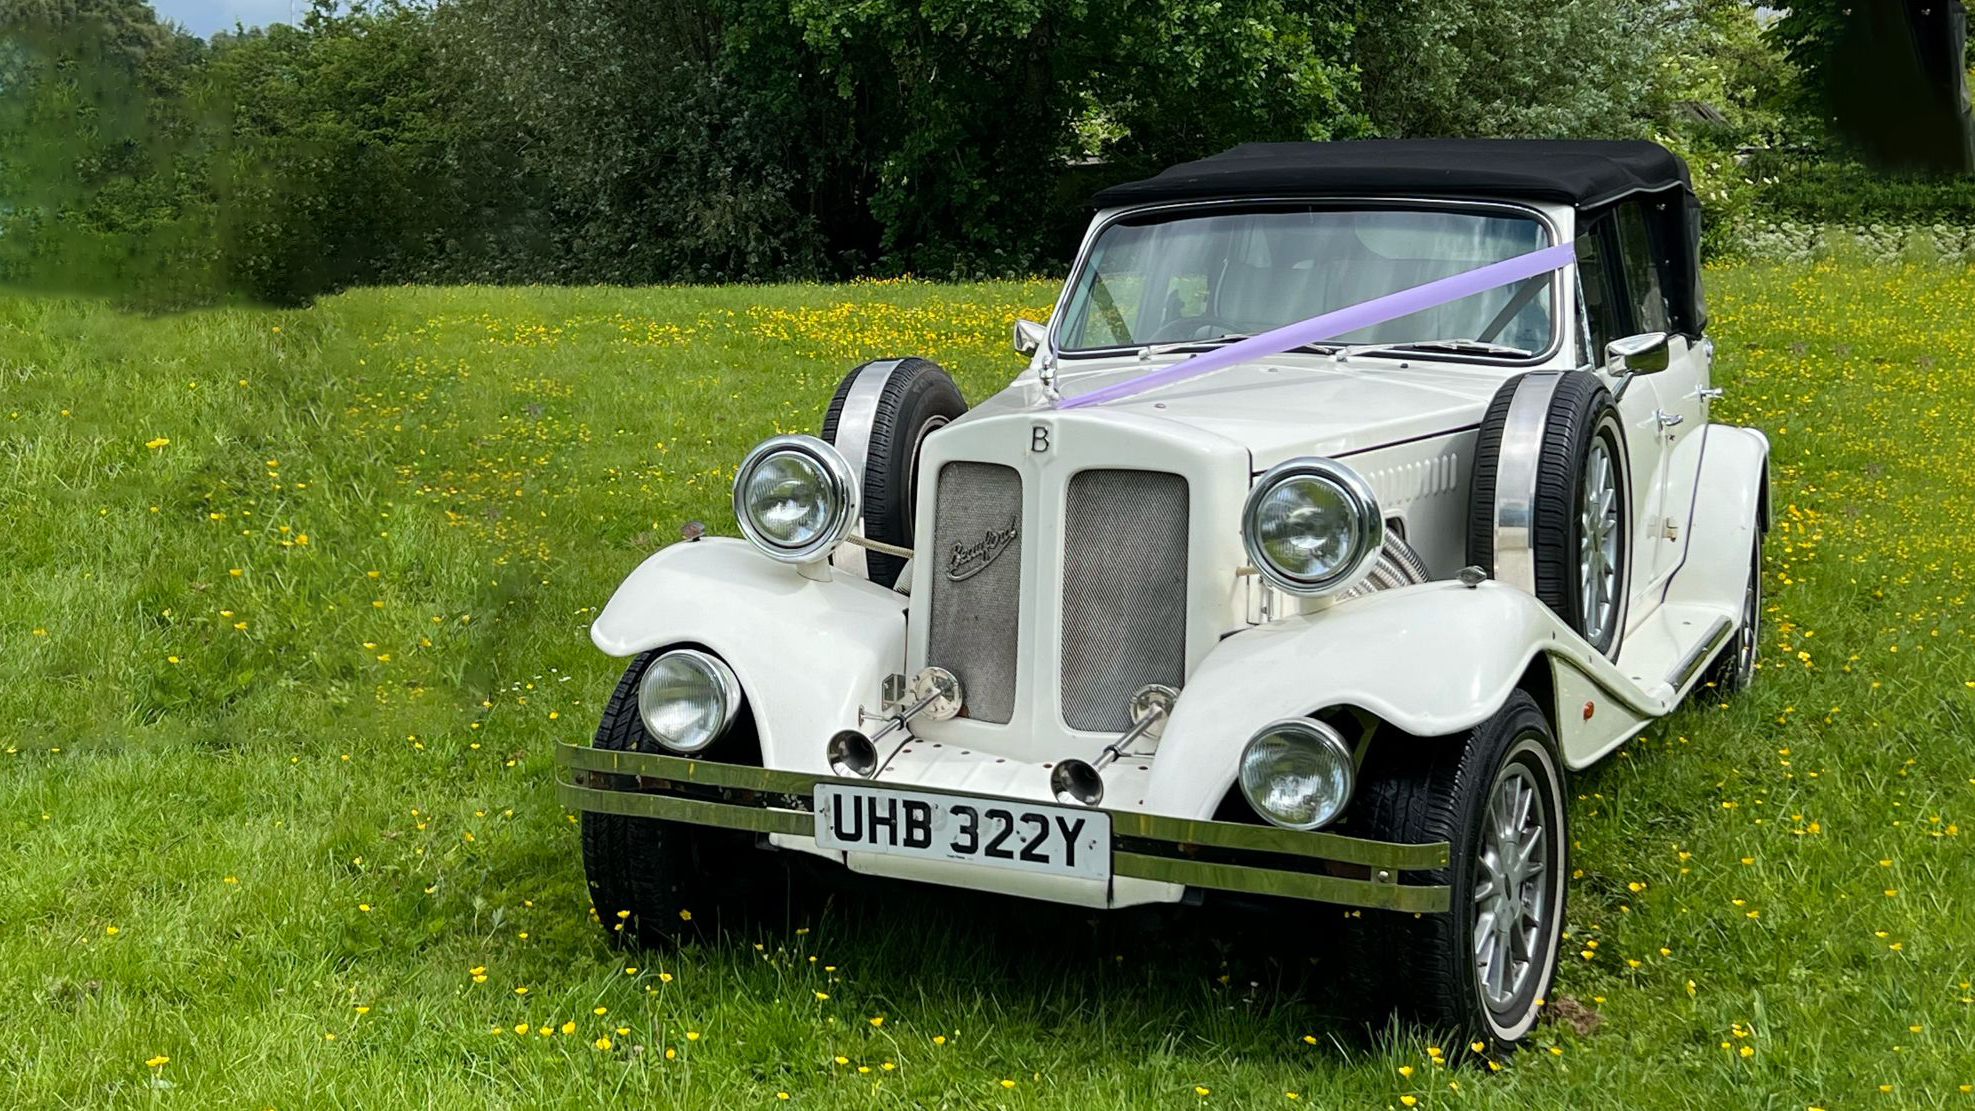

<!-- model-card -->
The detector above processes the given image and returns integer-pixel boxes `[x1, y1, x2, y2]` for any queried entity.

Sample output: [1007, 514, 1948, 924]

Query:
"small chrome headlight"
[1238, 718, 1355, 830]
[636, 649, 742, 753]
[1241, 457, 1383, 596]
[732, 435, 859, 564]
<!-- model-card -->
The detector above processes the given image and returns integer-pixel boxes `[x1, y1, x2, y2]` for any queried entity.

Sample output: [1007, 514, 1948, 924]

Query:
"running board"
[1555, 601, 1737, 768]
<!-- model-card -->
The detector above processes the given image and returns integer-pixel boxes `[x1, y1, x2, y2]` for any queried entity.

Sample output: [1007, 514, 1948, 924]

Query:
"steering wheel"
[1148, 314, 1237, 343]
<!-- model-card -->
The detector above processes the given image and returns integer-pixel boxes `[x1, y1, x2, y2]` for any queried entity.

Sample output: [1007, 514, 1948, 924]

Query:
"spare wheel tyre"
[821, 358, 967, 589]
[1467, 372, 1629, 658]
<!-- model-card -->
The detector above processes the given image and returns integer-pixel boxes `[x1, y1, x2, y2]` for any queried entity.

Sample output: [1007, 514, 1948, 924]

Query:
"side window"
[1575, 213, 1622, 364]
[1615, 203, 1671, 334]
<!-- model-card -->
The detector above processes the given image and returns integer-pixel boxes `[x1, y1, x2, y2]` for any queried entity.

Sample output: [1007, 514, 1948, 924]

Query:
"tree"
[0, 0, 220, 303]
[1774, 0, 1975, 171]
[1355, 0, 1670, 140]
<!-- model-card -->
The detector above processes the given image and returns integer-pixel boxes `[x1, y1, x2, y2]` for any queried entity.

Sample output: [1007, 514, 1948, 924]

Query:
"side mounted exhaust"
[826, 666, 962, 779]
[1049, 684, 1177, 806]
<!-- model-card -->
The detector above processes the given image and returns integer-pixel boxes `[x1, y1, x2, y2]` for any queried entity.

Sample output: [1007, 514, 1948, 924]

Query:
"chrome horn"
[1049, 684, 1177, 806]
[827, 667, 962, 779]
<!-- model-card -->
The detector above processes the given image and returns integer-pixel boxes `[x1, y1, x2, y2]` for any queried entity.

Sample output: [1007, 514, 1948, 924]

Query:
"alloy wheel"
[1471, 748, 1554, 1013]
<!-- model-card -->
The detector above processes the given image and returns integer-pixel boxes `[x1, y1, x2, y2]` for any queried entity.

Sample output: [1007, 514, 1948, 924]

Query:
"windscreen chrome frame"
[1046, 196, 1569, 369]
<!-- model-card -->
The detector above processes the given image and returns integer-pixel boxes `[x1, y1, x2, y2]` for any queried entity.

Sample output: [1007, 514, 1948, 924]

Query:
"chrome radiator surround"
[903, 408, 1253, 762]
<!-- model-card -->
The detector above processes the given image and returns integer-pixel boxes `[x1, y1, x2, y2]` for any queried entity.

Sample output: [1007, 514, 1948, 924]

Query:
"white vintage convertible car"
[555, 139, 1768, 1048]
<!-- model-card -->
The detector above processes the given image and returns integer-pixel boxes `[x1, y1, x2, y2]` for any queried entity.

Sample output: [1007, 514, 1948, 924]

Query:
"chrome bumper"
[554, 743, 1452, 914]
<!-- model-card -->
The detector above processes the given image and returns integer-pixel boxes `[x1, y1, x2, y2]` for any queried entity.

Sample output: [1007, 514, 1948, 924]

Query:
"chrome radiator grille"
[1060, 469, 1189, 732]
[924, 461, 1023, 724]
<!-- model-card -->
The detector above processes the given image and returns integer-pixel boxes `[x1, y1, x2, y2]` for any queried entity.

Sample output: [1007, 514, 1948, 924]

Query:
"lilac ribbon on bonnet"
[1053, 241, 1576, 409]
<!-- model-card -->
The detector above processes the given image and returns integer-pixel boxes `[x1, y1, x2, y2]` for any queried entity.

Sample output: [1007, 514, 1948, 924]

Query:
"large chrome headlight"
[1241, 457, 1382, 596]
[636, 648, 742, 753]
[732, 434, 858, 564]
[1238, 718, 1355, 830]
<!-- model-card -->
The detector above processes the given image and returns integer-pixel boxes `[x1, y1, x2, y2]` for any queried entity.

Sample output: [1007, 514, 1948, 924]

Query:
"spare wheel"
[821, 357, 967, 589]
[1466, 371, 1629, 658]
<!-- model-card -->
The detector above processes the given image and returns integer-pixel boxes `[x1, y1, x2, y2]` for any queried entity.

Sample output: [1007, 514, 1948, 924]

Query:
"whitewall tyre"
[1337, 691, 1567, 1049]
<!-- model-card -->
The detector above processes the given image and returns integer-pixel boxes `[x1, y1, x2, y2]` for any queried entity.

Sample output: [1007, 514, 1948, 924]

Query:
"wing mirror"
[1013, 318, 1047, 357]
[1606, 331, 1670, 375]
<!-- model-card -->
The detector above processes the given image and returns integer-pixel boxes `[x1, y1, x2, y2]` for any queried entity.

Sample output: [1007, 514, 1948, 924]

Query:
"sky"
[152, 0, 300, 36]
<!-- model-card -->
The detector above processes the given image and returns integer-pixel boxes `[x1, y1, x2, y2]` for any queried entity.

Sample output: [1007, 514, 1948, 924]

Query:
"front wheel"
[579, 652, 765, 947]
[1339, 691, 1567, 1048]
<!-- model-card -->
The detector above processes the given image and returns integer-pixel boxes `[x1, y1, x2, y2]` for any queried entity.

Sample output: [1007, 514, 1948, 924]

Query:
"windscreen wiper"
[1135, 333, 1253, 360]
[1329, 338, 1533, 362]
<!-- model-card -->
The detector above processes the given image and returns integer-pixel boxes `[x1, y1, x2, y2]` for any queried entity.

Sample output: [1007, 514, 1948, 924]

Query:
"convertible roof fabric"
[1092, 139, 1707, 338]
[1090, 139, 1692, 210]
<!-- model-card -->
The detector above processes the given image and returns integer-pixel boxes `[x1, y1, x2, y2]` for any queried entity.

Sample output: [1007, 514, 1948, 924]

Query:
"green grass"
[2, 265, 1973, 1108]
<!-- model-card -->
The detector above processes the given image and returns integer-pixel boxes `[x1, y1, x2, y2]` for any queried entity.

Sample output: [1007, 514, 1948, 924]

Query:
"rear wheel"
[1339, 692, 1567, 1049]
[579, 652, 764, 947]
[1706, 532, 1762, 692]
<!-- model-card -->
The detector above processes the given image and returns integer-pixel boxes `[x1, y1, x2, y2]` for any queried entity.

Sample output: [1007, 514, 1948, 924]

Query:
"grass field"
[3, 263, 1973, 1109]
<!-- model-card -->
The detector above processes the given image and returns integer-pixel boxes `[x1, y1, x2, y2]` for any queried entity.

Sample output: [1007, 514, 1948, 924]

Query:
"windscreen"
[1057, 206, 1555, 355]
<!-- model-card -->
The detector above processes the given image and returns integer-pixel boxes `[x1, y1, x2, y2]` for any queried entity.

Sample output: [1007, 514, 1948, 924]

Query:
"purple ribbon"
[1053, 241, 1576, 409]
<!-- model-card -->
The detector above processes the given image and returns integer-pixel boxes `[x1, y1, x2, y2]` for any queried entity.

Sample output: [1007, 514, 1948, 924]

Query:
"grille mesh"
[1060, 470, 1189, 731]
[925, 462, 1023, 723]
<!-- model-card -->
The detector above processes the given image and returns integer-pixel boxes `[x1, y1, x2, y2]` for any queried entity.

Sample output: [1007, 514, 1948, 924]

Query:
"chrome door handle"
[1654, 409, 1685, 429]
[1692, 386, 1724, 402]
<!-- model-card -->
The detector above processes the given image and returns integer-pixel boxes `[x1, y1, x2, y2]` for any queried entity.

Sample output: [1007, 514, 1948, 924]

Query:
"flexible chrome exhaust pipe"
[1049, 684, 1177, 806]
[827, 666, 962, 779]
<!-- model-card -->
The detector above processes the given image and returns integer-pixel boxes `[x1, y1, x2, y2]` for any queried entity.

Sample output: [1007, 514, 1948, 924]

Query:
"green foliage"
[0, 1, 221, 305]
[199, 3, 472, 303]
[1771, 0, 1975, 170]
[438, 0, 830, 284]
[1750, 158, 1975, 225]
[1355, 0, 1669, 139]
[2, 0, 1912, 298]
[773, 0, 1364, 275]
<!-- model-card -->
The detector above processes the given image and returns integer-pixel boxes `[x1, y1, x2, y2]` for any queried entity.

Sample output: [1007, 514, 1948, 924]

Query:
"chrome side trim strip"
[1491, 372, 1563, 596]
[1668, 615, 1734, 693]
[829, 358, 904, 578]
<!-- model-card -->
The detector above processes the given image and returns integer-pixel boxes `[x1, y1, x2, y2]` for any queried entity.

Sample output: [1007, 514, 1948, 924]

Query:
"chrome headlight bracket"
[732, 434, 860, 565]
[1241, 456, 1384, 597]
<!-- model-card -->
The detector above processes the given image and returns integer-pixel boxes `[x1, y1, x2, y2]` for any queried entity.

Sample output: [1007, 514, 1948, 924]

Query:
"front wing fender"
[589, 538, 906, 770]
[1140, 581, 1668, 816]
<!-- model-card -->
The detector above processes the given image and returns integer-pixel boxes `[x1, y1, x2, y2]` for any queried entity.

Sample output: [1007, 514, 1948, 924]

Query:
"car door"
[1575, 211, 1667, 628]
[1609, 201, 1708, 593]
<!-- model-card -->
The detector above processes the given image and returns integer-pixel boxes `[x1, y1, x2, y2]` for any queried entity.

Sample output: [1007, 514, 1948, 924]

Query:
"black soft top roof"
[1092, 139, 1708, 338]
[1091, 139, 1694, 210]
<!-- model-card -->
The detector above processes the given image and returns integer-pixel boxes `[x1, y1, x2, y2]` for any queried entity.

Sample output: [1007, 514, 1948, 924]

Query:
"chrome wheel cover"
[1577, 436, 1620, 645]
[1471, 750, 1553, 1013]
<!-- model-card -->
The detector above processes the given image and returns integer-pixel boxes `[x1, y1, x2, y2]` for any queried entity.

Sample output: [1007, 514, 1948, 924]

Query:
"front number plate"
[814, 784, 1111, 881]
